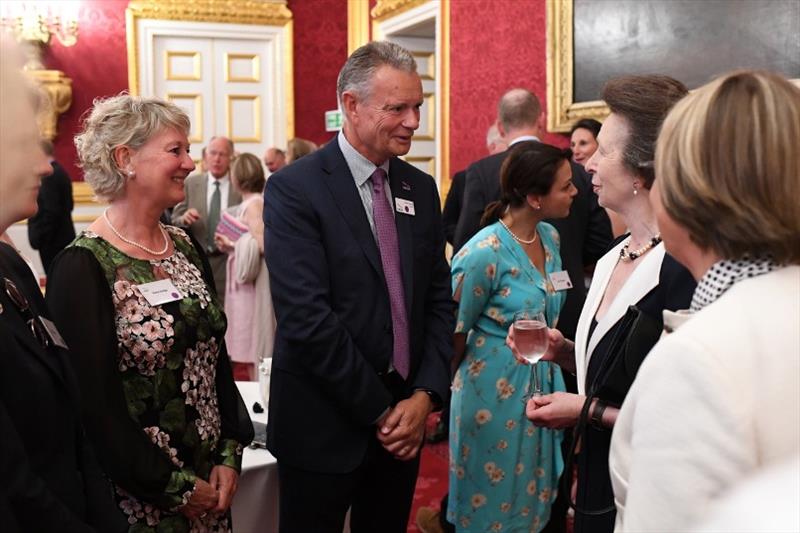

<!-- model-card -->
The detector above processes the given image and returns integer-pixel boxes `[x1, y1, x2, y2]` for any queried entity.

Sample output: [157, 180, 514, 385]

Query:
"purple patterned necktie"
[370, 168, 410, 379]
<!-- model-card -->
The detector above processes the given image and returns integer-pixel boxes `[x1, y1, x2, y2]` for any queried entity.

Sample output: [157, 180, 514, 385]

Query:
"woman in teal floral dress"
[448, 142, 577, 532]
[46, 95, 253, 532]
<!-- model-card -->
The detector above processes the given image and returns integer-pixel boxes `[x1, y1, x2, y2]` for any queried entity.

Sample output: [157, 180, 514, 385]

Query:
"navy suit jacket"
[263, 140, 455, 473]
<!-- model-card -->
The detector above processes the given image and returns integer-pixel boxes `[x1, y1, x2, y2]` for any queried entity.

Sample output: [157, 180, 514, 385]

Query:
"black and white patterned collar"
[690, 256, 779, 312]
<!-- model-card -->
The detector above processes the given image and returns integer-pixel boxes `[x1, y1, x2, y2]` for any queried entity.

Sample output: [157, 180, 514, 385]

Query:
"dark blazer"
[0, 243, 124, 532]
[452, 145, 612, 340]
[441, 169, 466, 246]
[27, 161, 75, 273]
[263, 140, 455, 474]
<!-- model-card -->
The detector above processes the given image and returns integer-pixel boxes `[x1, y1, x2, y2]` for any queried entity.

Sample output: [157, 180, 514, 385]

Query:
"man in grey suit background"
[171, 135, 241, 303]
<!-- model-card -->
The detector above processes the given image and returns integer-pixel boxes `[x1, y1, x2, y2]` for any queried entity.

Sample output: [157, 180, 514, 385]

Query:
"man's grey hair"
[497, 88, 541, 132]
[208, 135, 234, 155]
[336, 41, 417, 108]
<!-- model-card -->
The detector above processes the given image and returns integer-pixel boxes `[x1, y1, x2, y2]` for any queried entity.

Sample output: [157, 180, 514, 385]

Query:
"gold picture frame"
[546, 0, 609, 133]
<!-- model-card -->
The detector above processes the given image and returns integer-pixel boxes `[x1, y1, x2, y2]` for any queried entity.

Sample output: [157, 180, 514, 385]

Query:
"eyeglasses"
[3, 277, 50, 349]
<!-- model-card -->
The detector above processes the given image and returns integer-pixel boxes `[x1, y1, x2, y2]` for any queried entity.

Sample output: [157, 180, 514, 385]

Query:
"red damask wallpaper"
[289, 0, 348, 147]
[42, 0, 346, 180]
[449, 0, 568, 179]
[43, 0, 130, 181]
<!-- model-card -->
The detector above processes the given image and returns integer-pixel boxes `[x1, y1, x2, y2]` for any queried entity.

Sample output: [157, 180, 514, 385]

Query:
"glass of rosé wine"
[513, 308, 549, 401]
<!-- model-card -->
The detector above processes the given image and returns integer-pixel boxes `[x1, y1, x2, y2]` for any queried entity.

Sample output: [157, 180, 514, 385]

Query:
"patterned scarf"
[690, 256, 780, 312]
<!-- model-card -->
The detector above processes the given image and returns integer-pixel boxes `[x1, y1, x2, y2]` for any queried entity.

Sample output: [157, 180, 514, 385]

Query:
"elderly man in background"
[264, 41, 454, 533]
[171, 135, 241, 303]
[263, 146, 286, 174]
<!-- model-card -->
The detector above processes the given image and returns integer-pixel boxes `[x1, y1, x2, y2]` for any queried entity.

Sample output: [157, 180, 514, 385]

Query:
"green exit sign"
[325, 109, 343, 131]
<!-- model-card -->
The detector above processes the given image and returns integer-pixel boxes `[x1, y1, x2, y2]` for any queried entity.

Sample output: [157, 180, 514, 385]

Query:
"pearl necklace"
[619, 234, 662, 262]
[103, 208, 170, 256]
[498, 218, 537, 245]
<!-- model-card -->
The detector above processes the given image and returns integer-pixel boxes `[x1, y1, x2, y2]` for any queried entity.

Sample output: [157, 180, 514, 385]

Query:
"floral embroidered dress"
[46, 226, 254, 533]
[447, 222, 567, 533]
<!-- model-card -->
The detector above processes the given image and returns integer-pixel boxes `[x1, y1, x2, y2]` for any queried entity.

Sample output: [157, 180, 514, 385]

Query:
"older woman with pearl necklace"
[46, 94, 253, 532]
[509, 75, 696, 533]
[610, 70, 800, 532]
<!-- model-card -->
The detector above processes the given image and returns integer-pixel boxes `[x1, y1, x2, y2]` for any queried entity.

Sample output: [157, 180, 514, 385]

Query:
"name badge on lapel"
[137, 279, 183, 306]
[547, 270, 573, 291]
[395, 198, 415, 216]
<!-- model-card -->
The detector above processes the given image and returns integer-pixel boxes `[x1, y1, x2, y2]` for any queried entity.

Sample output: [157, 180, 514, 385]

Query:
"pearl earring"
[127, 169, 135, 178]
[633, 186, 638, 196]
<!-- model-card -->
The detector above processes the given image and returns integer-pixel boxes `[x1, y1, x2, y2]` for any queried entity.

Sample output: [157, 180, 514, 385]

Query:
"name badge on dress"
[137, 279, 183, 306]
[395, 198, 415, 216]
[547, 270, 573, 291]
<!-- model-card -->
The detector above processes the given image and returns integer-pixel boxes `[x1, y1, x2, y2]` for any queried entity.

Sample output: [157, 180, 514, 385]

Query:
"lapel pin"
[401, 181, 411, 191]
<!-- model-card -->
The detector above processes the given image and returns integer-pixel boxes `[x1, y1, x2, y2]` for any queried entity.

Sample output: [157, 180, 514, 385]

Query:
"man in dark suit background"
[441, 124, 507, 246]
[453, 88, 611, 341]
[27, 140, 75, 273]
[263, 41, 455, 533]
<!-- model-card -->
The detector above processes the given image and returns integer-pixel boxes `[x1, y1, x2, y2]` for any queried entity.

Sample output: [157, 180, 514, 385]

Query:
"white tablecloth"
[231, 381, 278, 533]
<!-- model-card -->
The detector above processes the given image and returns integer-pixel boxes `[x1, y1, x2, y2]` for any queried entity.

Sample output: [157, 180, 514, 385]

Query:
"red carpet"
[407, 414, 449, 532]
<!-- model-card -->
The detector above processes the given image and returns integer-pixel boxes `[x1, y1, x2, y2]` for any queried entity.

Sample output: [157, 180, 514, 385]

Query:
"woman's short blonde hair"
[74, 94, 190, 201]
[231, 152, 265, 193]
[656, 70, 800, 264]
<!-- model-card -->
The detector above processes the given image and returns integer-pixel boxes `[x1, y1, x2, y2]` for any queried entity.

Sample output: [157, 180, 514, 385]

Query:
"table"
[232, 381, 279, 533]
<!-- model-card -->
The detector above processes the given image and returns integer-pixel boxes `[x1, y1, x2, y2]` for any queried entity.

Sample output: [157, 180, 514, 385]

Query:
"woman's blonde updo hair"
[656, 70, 800, 264]
[74, 94, 190, 201]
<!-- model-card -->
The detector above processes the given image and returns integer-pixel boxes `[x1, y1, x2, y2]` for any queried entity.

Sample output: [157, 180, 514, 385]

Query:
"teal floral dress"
[46, 226, 254, 533]
[447, 222, 566, 533]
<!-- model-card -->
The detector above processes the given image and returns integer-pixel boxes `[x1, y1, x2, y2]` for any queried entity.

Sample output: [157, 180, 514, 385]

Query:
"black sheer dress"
[573, 253, 695, 533]
[46, 226, 253, 532]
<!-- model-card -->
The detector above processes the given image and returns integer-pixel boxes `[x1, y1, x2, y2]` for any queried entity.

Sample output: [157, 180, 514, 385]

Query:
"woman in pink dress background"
[216, 153, 275, 380]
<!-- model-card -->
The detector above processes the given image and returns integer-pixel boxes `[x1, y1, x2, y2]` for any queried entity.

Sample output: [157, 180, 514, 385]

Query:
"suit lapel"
[319, 144, 384, 278]
[388, 160, 414, 315]
[197, 175, 209, 219]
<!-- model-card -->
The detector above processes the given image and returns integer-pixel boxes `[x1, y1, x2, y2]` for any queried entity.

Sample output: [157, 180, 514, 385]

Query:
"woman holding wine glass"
[447, 142, 576, 532]
[508, 75, 696, 533]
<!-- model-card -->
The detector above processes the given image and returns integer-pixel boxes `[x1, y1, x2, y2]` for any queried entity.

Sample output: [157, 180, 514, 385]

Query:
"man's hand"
[179, 478, 218, 519]
[209, 465, 239, 515]
[376, 391, 433, 461]
[181, 208, 200, 225]
[526, 391, 584, 429]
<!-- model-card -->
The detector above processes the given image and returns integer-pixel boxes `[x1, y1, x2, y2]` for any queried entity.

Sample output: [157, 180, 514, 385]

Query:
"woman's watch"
[590, 399, 607, 429]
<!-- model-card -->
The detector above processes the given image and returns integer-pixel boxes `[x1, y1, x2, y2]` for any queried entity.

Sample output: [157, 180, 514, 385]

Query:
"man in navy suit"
[263, 41, 455, 533]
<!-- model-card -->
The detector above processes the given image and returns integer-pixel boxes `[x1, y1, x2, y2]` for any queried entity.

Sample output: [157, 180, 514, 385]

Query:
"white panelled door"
[138, 19, 290, 165]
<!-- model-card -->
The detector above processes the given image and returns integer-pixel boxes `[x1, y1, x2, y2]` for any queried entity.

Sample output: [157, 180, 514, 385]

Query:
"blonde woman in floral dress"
[46, 95, 253, 532]
[448, 143, 576, 532]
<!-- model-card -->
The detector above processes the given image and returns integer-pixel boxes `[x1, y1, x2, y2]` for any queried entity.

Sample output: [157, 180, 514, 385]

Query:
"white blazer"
[574, 239, 667, 394]
[609, 266, 800, 532]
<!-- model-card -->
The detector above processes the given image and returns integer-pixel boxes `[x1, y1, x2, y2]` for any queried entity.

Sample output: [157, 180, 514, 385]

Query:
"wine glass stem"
[532, 363, 541, 395]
